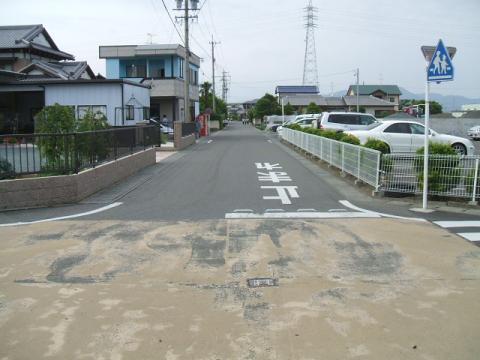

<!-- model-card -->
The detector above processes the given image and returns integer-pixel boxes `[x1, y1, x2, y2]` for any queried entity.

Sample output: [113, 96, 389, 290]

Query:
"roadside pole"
[422, 78, 430, 209]
[420, 40, 456, 211]
[281, 97, 285, 124]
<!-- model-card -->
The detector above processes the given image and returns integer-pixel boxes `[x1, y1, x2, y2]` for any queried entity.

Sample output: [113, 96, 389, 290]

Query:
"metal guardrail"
[281, 128, 381, 189]
[381, 154, 480, 201]
[0, 126, 159, 178]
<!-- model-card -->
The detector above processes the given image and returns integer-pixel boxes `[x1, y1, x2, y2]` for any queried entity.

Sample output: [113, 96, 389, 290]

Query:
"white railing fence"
[381, 154, 480, 201]
[281, 128, 381, 189]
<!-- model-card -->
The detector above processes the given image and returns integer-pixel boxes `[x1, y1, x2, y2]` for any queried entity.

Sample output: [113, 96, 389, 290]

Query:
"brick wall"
[0, 148, 156, 211]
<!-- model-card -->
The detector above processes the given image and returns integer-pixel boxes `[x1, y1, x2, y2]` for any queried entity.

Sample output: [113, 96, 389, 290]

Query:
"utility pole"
[184, 0, 190, 122]
[209, 36, 220, 113]
[355, 68, 360, 112]
[175, 0, 199, 122]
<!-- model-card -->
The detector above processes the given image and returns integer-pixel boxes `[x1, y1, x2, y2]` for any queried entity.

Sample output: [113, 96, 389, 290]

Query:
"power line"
[160, 0, 184, 43]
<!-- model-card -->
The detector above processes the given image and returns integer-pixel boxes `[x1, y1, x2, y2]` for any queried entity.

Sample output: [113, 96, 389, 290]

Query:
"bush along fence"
[0, 125, 160, 179]
[281, 127, 480, 202]
[281, 127, 381, 189]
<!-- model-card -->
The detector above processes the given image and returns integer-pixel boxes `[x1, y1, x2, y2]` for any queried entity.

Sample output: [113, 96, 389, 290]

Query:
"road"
[1, 122, 480, 359]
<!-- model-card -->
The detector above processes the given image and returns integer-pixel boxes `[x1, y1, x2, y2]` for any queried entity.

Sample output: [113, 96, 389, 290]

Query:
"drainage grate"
[247, 278, 278, 288]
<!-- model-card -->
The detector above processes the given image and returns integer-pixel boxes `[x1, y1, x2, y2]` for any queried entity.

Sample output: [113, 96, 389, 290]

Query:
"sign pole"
[423, 71, 430, 210]
[420, 40, 456, 211]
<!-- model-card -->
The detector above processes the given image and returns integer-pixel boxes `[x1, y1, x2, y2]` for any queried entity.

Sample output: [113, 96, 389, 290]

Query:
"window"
[179, 59, 184, 79]
[149, 60, 165, 78]
[126, 105, 134, 120]
[389, 97, 395, 103]
[410, 123, 425, 135]
[384, 123, 411, 134]
[77, 105, 107, 119]
[125, 61, 146, 78]
[359, 115, 376, 125]
[143, 107, 150, 120]
[328, 114, 358, 125]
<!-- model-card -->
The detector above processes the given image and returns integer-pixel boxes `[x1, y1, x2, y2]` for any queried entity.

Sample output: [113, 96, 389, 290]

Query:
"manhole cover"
[247, 278, 278, 288]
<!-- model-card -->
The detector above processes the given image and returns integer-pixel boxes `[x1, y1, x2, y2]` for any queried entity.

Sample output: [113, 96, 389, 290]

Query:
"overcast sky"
[2, 0, 479, 102]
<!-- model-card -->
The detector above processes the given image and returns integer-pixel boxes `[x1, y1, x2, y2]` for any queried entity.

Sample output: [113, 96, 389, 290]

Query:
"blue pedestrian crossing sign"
[427, 39, 454, 82]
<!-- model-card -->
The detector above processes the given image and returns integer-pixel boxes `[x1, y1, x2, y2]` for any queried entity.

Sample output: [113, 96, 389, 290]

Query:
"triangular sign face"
[427, 39, 454, 82]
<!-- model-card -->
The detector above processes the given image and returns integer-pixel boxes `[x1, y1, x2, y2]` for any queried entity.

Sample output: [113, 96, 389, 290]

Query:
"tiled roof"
[275, 85, 319, 94]
[347, 85, 402, 96]
[19, 60, 94, 80]
[0, 24, 74, 60]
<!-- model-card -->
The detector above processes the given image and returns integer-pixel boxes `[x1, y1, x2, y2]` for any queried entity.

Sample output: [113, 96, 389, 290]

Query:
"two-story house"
[99, 44, 200, 123]
[346, 85, 402, 111]
[0, 25, 150, 133]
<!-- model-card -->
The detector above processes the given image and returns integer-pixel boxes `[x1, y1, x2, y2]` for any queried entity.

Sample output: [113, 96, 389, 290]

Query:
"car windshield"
[365, 122, 382, 130]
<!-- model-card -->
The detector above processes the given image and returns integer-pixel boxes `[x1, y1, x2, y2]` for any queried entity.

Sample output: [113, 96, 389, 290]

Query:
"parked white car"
[467, 125, 480, 140]
[345, 120, 475, 155]
[319, 112, 379, 131]
[277, 114, 320, 134]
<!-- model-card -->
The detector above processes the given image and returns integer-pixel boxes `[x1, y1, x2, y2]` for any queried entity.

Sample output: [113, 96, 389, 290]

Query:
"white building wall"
[44, 83, 150, 126]
[44, 83, 122, 125]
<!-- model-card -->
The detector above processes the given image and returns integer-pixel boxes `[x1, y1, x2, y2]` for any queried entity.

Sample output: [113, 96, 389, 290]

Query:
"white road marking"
[267, 140, 272, 143]
[297, 209, 316, 212]
[339, 200, 426, 222]
[257, 171, 292, 183]
[0, 202, 123, 227]
[225, 212, 380, 219]
[255, 163, 282, 170]
[457, 233, 480, 241]
[265, 209, 285, 212]
[262, 186, 299, 205]
[207, 140, 213, 144]
[434, 221, 480, 228]
[233, 209, 254, 213]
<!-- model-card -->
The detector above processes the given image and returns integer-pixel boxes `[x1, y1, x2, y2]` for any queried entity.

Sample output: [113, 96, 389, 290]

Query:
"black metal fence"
[0, 126, 160, 178]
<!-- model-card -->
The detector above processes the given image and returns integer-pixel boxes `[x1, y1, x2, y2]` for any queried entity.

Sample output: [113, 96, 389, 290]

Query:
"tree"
[254, 93, 281, 120]
[284, 102, 295, 116]
[35, 103, 76, 134]
[35, 103, 77, 172]
[401, 99, 443, 115]
[77, 109, 111, 164]
[306, 102, 321, 114]
[200, 81, 213, 113]
[199, 81, 227, 127]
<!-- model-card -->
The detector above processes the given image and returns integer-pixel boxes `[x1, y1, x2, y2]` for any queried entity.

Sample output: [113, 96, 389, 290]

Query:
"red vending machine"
[198, 114, 207, 137]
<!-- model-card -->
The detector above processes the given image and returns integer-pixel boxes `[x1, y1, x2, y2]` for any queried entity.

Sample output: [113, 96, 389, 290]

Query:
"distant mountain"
[326, 88, 480, 112]
[399, 87, 480, 112]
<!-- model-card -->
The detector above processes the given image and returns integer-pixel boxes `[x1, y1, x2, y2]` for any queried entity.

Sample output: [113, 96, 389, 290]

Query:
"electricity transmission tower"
[302, 0, 319, 88]
[221, 71, 231, 103]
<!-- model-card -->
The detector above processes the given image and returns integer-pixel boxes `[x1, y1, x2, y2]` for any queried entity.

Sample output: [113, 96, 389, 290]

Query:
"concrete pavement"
[1, 122, 480, 359]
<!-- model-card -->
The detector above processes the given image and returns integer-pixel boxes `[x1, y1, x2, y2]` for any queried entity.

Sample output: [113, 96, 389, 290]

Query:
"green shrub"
[415, 142, 456, 156]
[414, 142, 461, 193]
[339, 133, 360, 145]
[0, 158, 14, 180]
[321, 130, 343, 141]
[364, 138, 390, 154]
[287, 124, 302, 131]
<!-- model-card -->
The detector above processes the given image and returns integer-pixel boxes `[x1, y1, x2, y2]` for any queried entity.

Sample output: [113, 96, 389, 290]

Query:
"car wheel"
[452, 143, 467, 155]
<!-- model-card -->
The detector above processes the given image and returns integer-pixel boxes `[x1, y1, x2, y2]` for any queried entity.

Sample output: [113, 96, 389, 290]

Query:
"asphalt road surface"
[1, 122, 480, 359]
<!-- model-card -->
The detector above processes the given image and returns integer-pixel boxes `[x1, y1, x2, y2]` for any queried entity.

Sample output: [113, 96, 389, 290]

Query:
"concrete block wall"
[174, 121, 196, 150]
[0, 148, 156, 211]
